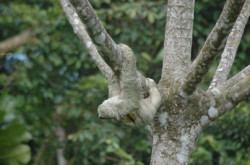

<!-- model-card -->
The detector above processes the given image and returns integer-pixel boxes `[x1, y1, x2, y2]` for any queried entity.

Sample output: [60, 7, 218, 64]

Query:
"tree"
[58, 0, 249, 164]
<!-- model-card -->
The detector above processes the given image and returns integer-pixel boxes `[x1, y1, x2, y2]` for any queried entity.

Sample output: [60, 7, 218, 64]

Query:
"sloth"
[98, 44, 161, 127]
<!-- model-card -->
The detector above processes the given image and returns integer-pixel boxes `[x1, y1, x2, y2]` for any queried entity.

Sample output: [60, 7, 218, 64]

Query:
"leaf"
[0, 144, 31, 165]
[0, 110, 6, 123]
[129, 8, 137, 19]
[0, 122, 27, 147]
[147, 11, 155, 24]
[153, 49, 163, 63]
[49, 54, 62, 66]
[0, 95, 18, 113]
[141, 52, 152, 62]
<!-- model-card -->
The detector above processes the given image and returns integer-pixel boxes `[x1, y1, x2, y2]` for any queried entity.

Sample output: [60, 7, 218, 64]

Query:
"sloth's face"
[97, 96, 121, 120]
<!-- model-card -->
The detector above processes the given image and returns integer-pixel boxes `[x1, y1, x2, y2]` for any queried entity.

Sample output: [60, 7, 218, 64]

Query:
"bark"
[69, 0, 123, 74]
[210, 69, 250, 116]
[161, 0, 194, 81]
[216, 65, 250, 93]
[0, 30, 35, 56]
[58, 0, 150, 97]
[55, 107, 67, 165]
[149, 86, 215, 165]
[56, 126, 67, 165]
[58, 0, 250, 164]
[59, 0, 112, 79]
[150, 131, 198, 165]
[180, 0, 245, 97]
[225, 76, 250, 104]
[209, 1, 250, 91]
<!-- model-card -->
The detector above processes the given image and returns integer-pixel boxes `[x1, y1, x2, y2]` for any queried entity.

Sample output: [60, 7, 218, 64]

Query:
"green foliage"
[0, 145, 31, 165]
[66, 117, 150, 165]
[0, 0, 249, 165]
[0, 94, 31, 165]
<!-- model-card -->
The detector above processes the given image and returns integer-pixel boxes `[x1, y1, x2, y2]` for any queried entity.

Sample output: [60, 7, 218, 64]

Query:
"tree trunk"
[150, 109, 199, 165]
[148, 84, 206, 165]
[150, 132, 196, 165]
[55, 107, 67, 165]
[148, 69, 241, 164]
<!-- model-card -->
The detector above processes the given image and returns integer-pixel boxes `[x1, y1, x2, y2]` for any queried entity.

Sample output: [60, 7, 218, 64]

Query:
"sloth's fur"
[98, 44, 161, 126]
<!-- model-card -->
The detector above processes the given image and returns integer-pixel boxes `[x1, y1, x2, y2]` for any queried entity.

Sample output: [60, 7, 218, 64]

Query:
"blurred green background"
[0, 0, 249, 165]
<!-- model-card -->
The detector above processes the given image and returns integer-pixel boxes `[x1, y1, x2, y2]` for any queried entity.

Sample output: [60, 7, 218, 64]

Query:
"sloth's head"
[97, 96, 122, 120]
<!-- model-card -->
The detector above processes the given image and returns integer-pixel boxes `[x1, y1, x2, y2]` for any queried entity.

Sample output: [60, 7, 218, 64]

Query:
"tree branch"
[180, 0, 245, 98]
[55, 107, 67, 165]
[212, 75, 250, 117]
[161, 0, 194, 81]
[207, 65, 249, 118]
[59, 0, 112, 79]
[0, 30, 35, 56]
[213, 65, 250, 94]
[59, 0, 150, 96]
[225, 75, 250, 104]
[208, 0, 250, 91]
[69, 0, 123, 74]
